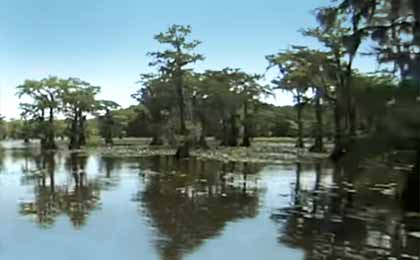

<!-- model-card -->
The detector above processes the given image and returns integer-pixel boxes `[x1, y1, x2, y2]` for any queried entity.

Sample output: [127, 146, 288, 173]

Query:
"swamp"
[0, 138, 419, 259]
[1, 0, 420, 259]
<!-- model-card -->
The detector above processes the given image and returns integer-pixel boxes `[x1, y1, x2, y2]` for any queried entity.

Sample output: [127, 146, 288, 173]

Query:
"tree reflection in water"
[97, 156, 124, 190]
[20, 152, 102, 228]
[0, 148, 4, 173]
[272, 162, 420, 260]
[136, 156, 263, 260]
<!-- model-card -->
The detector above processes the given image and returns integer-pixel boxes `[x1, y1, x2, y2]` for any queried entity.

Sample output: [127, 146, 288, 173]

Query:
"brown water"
[0, 141, 419, 260]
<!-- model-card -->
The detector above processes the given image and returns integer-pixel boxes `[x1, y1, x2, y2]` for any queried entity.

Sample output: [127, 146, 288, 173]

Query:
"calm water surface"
[0, 141, 419, 260]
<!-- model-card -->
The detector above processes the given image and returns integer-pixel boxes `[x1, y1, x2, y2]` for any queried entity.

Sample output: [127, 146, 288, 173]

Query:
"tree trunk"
[296, 95, 304, 149]
[241, 101, 251, 147]
[150, 124, 164, 146]
[403, 145, 420, 212]
[79, 112, 86, 147]
[69, 109, 80, 150]
[330, 50, 353, 160]
[294, 163, 302, 205]
[105, 134, 113, 145]
[175, 70, 187, 135]
[310, 90, 325, 152]
[220, 114, 239, 147]
[44, 107, 56, 150]
[104, 110, 114, 145]
[228, 113, 239, 147]
[349, 101, 357, 138]
[221, 119, 228, 146]
[39, 109, 47, 150]
[175, 140, 190, 159]
[331, 102, 345, 161]
[198, 115, 209, 149]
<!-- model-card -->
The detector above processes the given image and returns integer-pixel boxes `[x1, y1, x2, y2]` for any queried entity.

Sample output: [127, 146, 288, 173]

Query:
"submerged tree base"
[150, 137, 164, 146]
[175, 142, 190, 159]
[95, 137, 330, 164]
[309, 145, 326, 153]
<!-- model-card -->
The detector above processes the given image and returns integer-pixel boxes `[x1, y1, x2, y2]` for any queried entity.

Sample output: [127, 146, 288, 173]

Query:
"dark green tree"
[97, 100, 120, 145]
[199, 69, 243, 147]
[17, 77, 65, 150]
[61, 78, 101, 150]
[267, 48, 314, 148]
[148, 24, 204, 135]
[132, 74, 176, 145]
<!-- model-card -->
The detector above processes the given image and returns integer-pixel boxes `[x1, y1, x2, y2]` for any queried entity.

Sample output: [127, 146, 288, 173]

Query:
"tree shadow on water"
[136, 156, 263, 260]
[19, 152, 102, 228]
[271, 162, 420, 260]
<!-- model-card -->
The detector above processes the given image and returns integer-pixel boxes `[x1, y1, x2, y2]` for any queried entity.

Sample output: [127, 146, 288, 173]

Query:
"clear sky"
[0, 0, 376, 119]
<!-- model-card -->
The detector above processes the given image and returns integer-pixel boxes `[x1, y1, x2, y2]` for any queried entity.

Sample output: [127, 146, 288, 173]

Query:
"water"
[0, 142, 419, 260]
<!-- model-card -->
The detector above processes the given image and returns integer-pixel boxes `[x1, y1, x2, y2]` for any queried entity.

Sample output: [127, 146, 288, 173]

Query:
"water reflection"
[136, 157, 263, 260]
[97, 156, 124, 190]
[20, 152, 102, 228]
[272, 162, 420, 260]
[0, 142, 418, 260]
[0, 145, 4, 172]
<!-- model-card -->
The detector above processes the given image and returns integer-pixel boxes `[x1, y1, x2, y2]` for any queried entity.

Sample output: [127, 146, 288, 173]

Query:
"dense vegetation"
[1, 2, 420, 260]
[1, 1, 420, 205]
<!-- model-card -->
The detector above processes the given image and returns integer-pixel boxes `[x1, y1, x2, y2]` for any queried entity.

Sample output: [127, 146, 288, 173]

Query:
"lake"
[0, 141, 419, 260]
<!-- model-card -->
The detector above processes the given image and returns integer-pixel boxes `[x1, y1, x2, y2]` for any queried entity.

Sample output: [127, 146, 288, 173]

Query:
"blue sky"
[0, 0, 377, 118]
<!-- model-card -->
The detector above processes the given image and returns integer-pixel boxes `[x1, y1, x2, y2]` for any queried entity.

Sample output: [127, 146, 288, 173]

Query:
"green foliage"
[132, 73, 176, 143]
[16, 77, 67, 149]
[267, 47, 333, 96]
[148, 24, 204, 135]
[330, 0, 420, 79]
[148, 25, 204, 73]
[96, 100, 121, 144]
[16, 76, 107, 149]
[0, 116, 6, 139]
[60, 78, 109, 149]
[8, 7, 420, 171]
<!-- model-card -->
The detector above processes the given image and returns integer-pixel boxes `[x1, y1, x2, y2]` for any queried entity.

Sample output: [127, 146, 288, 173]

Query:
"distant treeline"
[0, 0, 419, 164]
[0, 103, 334, 141]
